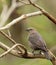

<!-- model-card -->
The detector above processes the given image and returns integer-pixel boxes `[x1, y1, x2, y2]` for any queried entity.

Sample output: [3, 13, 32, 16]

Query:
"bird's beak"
[25, 28, 32, 32]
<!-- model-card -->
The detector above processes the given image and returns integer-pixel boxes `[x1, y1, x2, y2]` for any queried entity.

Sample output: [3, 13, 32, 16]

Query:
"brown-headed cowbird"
[26, 28, 51, 60]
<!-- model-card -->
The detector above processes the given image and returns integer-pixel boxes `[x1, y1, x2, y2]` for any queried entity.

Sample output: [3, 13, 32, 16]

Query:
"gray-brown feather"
[26, 28, 51, 60]
[28, 31, 47, 52]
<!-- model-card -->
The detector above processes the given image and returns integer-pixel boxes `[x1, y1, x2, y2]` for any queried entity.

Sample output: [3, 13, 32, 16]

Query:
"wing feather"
[29, 32, 47, 51]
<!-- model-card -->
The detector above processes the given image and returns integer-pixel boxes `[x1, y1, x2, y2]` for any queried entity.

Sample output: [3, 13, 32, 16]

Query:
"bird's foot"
[39, 51, 42, 55]
[32, 50, 41, 56]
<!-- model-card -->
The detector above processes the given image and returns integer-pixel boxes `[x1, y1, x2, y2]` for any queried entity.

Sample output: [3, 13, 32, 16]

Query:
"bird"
[26, 27, 51, 60]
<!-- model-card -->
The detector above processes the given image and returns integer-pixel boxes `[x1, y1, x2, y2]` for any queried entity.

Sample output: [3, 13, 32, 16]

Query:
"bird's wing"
[29, 32, 47, 51]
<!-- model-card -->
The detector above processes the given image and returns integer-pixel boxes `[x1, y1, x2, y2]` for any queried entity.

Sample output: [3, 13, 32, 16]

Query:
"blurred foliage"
[0, 58, 52, 65]
[0, 0, 56, 65]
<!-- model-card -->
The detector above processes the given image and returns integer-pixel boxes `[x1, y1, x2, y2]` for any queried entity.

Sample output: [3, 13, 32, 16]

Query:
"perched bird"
[26, 28, 51, 60]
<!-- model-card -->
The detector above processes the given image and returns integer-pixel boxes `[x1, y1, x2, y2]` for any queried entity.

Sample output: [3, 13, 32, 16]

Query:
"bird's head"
[26, 28, 35, 33]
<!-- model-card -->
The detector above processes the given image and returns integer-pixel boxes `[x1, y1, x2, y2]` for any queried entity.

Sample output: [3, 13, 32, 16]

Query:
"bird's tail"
[43, 51, 51, 60]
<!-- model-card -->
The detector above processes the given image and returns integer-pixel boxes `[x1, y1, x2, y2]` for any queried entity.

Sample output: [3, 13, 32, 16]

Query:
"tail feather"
[44, 51, 51, 60]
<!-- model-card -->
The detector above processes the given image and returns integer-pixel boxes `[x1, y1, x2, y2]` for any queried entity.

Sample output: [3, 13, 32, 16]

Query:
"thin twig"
[0, 41, 45, 58]
[0, 11, 42, 30]
[0, 31, 27, 55]
[50, 46, 56, 53]
[0, 44, 19, 58]
[28, 0, 56, 24]
[7, 29, 11, 37]
[0, 42, 22, 57]
[19, 0, 29, 5]
[0, 41, 56, 62]
[0, 31, 17, 44]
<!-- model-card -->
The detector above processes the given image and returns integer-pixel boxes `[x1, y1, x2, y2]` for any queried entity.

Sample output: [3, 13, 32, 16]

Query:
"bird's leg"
[32, 50, 38, 55]
[39, 50, 42, 55]
[32, 50, 35, 55]
[32, 50, 42, 55]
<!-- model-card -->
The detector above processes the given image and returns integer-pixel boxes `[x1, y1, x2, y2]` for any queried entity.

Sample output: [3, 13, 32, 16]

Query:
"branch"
[7, 29, 11, 37]
[0, 31, 56, 65]
[19, 0, 29, 5]
[0, 0, 17, 26]
[0, 11, 42, 30]
[0, 44, 19, 58]
[0, 0, 29, 27]
[0, 41, 45, 58]
[0, 42, 22, 57]
[0, 31, 27, 55]
[28, 0, 56, 24]
[0, 0, 8, 27]
[0, 0, 8, 17]
[0, 1, 56, 65]
[0, 41, 56, 65]
[50, 46, 56, 53]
